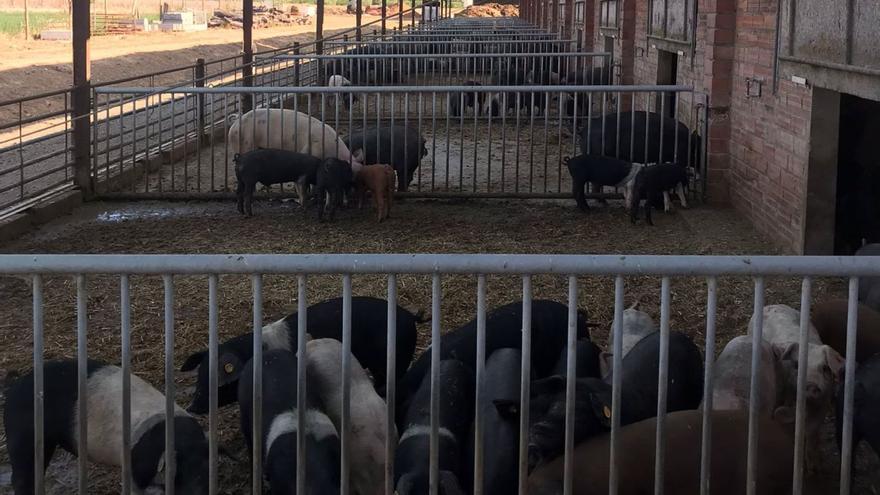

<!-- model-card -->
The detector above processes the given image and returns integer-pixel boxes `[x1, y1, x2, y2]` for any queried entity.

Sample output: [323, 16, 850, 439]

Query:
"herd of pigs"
[4, 250, 880, 494]
[228, 79, 700, 224]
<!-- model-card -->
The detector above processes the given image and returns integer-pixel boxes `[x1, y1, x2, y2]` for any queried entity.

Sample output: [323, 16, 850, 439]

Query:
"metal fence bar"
[473, 274, 488, 495]
[4, 254, 880, 276]
[341, 274, 353, 495]
[792, 277, 812, 492]
[839, 277, 860, 495]
[517, 276, 532, 495]
[386, 274, 398, 495]
[563, 275, 578, 495]
[746, 277, 765, 495]
[251, 274, 263, 495]
[297, 274, 308, 495]
[163, 275, 176, 495]
[207, 274, 219, 495]
[76, 275, 88, 494]
[32, 275, 45, 495]
[429, 273, 441, 495]
[121, 274, 132, 495]
[608, 274, 624, 495]
[654, 277, 671, 495]
[699, 276, 717, 495]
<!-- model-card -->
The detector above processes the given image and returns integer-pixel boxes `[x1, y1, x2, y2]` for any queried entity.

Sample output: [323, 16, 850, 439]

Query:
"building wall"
[581, 0, 813, 253]
[727, 0, 813, 253]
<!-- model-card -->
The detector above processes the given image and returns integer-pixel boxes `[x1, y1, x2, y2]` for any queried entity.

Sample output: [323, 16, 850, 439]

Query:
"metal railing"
[3, 253, 878, 494]
[0, 3, 432, 221]
[90, 84, 707, 200]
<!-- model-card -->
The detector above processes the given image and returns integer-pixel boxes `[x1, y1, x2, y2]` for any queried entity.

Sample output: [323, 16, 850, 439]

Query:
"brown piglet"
[356, 164, 395, 222]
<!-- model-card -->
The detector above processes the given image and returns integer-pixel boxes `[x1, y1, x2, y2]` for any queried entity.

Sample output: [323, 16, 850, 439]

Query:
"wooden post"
[316, 0, 324, 54]
[397, 0, 402, 30]
[242, 0, 253, 112]
[356, 0, 362, 40]
[72, 0, 93, 196]
[23, 0, 30, 40]
[381, 0, 386, 34]
[195, 58, 206, 143]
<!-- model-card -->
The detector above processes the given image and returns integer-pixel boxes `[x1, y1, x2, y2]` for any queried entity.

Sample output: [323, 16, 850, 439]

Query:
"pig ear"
[438, 470, 465, 495]
[218, 353, 243, 386]
[181, 351, 207, 372]
[777, 342, 799, 362]
[530, 376, 566, 399]
[772, 406, 796, 425]
[396, 472, 416, 495]
[492, 399, 520, 420]
[823, 346, 846, 379]
[352, 148, 365, 163]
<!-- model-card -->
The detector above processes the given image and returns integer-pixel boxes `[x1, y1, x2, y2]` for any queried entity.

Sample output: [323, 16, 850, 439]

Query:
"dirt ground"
[0, 199, 875, 493]
[0, 13, 398, 124]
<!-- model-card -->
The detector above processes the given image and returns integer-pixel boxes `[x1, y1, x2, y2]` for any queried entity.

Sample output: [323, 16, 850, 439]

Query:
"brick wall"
[728, 0, 813, 253]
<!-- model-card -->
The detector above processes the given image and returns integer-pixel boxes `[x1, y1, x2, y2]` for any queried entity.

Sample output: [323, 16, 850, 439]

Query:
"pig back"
[529, 410, 794, 495]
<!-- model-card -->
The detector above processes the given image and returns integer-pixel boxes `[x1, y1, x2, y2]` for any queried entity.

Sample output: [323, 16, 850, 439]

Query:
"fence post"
[72, 0, 93, 197]
[195, 58, 206, 145]
[398, 0, 402, 30]
[293, 42, 301, 87]
[356, 0, 362, 41]
[242, 0, 254, 112]
[381, 0, 386, 34]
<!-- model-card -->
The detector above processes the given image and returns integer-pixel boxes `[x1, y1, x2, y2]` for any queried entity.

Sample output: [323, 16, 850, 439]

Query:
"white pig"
[227, 108, 364, 175]
[747, 304, 845, 472]
[306, 338, 395, 495]
[710, 335, 795, 417]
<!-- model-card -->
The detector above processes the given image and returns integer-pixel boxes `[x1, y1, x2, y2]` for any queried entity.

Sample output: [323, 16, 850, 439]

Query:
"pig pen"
[90, 85, 707, 201]
[0, 200, 877, 494]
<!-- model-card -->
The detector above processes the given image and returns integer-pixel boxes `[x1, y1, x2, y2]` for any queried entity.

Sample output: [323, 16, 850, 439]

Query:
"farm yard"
[0, 1, 879, 495]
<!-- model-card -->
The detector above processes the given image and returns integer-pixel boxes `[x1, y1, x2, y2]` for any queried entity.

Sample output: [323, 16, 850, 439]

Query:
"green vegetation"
[0, 10, 69, 36]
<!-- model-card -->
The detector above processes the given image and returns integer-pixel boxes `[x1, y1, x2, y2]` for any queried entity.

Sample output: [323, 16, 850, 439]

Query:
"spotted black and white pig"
[836, 353, 880, 484]
[343, 125, 428, 192]
[181, 296, 422, 414]
[464, 348, 524, 495]
[599, 306, 655, 378]
[855, 243, 880, 312]
[395, 359, 473, 495]
[629, 162, 689, 226]
[238, 350, 341, 494]
[565, 155, 644, 211]
[396, 299, 591, 427]
[233, 148, 322, 216]
[4, 360, 209, 495]
[227, 108, 364, 175]
[527, 410, 795, 495]
[448, 81, 485, 117]
[306, 338, 394, 495]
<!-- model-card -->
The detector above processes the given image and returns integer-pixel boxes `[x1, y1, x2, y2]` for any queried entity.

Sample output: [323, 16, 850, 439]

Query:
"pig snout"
[805, 383, 822, 401]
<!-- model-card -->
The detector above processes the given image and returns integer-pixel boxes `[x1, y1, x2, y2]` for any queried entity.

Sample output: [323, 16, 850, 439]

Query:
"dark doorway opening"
[834, 93, 880, 254]
[656, 49, 678, 118]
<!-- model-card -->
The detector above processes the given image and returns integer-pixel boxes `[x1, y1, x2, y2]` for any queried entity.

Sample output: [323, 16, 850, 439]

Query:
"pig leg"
[236, 180, 245, 215]
[295, 177, 309, 209]
[676, 182, 689, 208]
[572, 178, 589, 211]
[376, 193, 385, 222]
[594, 182, 608, 205]
[245, 183, 256, 217]
[663, 191, 671, 212]
[8, 431, 58, 495]
[357, 183, 366, 210]
[646, 190, 659, 226]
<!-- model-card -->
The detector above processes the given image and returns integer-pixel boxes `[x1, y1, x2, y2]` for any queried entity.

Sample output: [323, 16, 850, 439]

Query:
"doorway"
[656, 49, 678, 118]
[804, 89, 880, 254]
